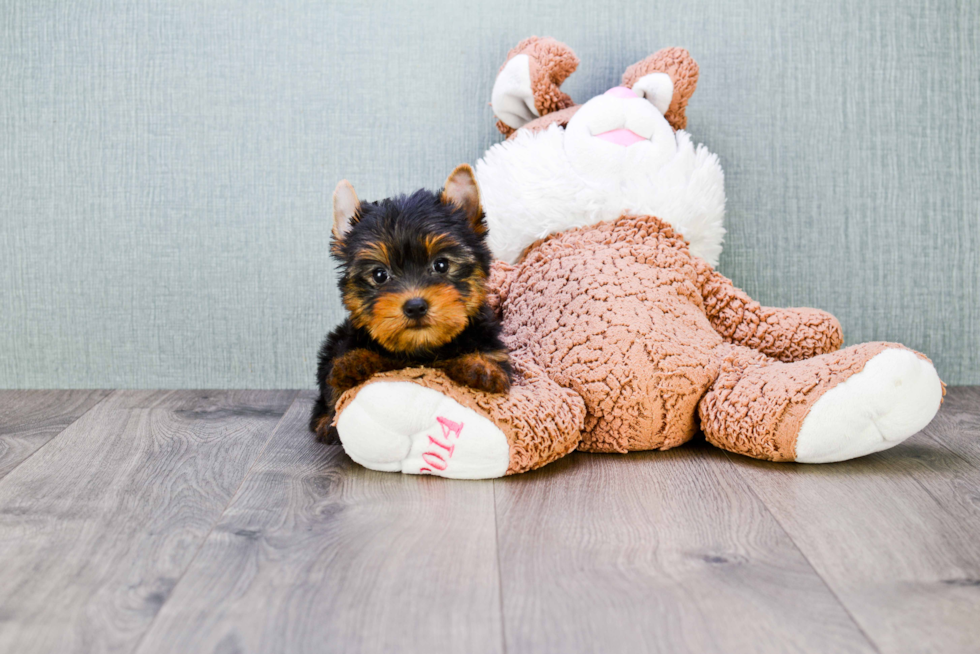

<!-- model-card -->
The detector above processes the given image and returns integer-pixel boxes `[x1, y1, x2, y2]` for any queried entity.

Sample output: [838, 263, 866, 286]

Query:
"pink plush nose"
[604, 86, 637, 99]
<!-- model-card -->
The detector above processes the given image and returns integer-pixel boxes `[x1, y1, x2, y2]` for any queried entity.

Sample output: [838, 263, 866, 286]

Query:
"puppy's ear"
[332, 180, 360, 241]
[441, 164, 486, 235]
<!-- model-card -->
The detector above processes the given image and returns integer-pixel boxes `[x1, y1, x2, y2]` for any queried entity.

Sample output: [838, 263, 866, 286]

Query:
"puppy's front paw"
[443, 352, 512, 394]
[330, 349, 390, 393]
[314, 415, 339, 444]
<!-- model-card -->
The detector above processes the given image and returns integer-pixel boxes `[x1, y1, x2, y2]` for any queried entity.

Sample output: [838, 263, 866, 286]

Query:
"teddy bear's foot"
[335, 381, 511, 479]
[333, 361, 587, 477]
[700, 343, 944, 463]
[794, 348, 943, 463]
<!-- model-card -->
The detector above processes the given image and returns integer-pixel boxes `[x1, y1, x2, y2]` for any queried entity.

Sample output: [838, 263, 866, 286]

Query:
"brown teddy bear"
[330, 37, 944, 479]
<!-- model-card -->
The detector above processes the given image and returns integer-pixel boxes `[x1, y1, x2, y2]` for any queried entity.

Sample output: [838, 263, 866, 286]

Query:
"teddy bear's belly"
[504, 235, 724, 453]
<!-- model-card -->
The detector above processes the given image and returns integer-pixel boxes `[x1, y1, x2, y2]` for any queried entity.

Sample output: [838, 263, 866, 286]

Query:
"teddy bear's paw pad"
[336, 381, 510, 479]
[795, 348, 943, 463]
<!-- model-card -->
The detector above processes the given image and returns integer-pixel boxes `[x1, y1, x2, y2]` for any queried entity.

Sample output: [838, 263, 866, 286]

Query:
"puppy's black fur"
[310, 169, 511, 443]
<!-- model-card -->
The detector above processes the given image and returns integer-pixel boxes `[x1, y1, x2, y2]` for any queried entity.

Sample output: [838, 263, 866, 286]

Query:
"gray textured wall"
[1, 0, 978, 388]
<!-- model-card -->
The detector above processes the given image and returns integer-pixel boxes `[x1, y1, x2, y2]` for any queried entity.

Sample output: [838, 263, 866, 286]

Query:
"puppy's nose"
[402, 297, 429, 319]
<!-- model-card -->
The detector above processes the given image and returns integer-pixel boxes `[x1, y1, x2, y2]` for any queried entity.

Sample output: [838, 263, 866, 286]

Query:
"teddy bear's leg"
[699, 342, 944, 463]
[331, 352, 586, 479]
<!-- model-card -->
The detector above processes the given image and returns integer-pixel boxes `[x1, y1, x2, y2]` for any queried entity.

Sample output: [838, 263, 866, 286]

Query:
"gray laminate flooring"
[0, 388, 977, 654]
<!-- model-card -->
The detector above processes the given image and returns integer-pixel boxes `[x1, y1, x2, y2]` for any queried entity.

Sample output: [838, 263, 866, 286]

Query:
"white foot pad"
[335, 381, 511, 479]
[796, 348, 943, 463]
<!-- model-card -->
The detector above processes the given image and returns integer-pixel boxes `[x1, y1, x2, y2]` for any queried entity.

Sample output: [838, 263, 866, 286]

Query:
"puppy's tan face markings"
[356, 242, 392, 270]
[367, 284, 470, 352]
[424, 233, 456, 257]
[348, 242, 393, 288]
[340, 233, 484, 354]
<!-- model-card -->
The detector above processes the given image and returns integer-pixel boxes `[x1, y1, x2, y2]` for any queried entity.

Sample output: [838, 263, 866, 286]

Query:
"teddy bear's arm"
[697, 263, 843, 362]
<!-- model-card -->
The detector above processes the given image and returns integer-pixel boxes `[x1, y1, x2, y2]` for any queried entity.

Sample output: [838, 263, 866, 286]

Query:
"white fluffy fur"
[476, 124, 726, 266]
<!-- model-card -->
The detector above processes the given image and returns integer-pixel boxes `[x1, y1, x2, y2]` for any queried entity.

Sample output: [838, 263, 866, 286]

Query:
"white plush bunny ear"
[490, 37, 579, 136]
[622, 48, 699, 130]
[632, 72, 674, 116]
[491, 54, 540, 130]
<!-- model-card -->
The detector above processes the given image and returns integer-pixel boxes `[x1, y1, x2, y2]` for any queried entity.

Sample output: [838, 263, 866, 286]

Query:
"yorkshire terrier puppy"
[310, 165, 512, 442]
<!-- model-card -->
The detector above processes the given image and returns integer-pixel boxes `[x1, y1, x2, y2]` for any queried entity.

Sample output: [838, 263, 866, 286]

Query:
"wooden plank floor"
[0, 390, 110, 480]
[0, 388, 977, 654]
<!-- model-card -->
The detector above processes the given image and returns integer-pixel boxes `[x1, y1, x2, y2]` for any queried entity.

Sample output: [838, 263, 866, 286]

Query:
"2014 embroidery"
[419, 417, 464, 473]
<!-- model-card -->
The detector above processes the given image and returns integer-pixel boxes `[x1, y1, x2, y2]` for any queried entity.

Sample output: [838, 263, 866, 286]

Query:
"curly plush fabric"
[699, 342, 895, 461]
[335, 213, 942, 473]
[697, 264, 844, 362]
[501, 214, 723, 453]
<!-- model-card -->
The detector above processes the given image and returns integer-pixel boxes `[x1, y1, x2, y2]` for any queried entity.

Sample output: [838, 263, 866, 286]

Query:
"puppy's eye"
[371, 268, 389, 284]
[432, 258, 450, 274]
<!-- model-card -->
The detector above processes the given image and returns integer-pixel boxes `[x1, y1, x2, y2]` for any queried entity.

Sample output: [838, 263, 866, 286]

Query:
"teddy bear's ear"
[332, 180, 360, 242]
[621, 48, 699, 131]
[491, 37, 580, 137]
